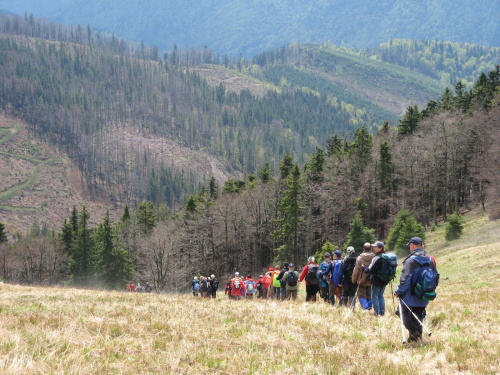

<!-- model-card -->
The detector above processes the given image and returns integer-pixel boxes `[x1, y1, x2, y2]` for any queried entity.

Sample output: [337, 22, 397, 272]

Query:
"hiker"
[276, 262, 290, 300]
[321, 250, 343, 305]
[245, 274, 256, 299]
[231, 272, 246, 299]
[126, 282, 135, 292]
[299, 256, 320, 302]
[271, 266, 282, 300]
[263, 268, 273, 299]
[339, 246, 358, 306]
[145, 282, 153, 293]
[352, 243, 374, 310]
[200, 276, 209, 297]
[319, 252, 332, 302]
[209, 274, 219, 298]
[283, 263, 300, 300]
[395, 237, 439, 342]
[362, 241, 397, 316]
[255, 275, 265, 298]
[225, 278, 232, 298]
[136, 283, 143, 293]
[206, 277, 212, 298]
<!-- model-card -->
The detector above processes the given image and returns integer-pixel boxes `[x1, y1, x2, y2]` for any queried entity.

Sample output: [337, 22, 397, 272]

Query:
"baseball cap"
[333, 250, 342, 258]
[371, 241, 385, 248]
[323, 252, 331, 258]
[406, 237, 423, 246]
[289, 263, 295, 268]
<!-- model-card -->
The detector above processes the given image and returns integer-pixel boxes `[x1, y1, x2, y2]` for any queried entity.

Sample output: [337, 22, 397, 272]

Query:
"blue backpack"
[377, 253, 398, 283]
[412, 258, 439, 301]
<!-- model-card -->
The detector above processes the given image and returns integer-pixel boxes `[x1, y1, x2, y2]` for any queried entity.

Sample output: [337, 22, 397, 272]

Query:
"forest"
[0, 13, 499, 291]
[1, 63, 498, 291]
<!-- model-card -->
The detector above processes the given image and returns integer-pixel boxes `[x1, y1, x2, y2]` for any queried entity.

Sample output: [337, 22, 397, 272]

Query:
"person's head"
[308, 256, 315, 263]
[275, 265, 280, 270]
[247, 274, 252, 279]
[259, 275, 264, 279]
[234, 272, 240, 277]
[289, 263, 295, 269]
[268, 267, 274, 272]
[347, 246, 355, 255]
[211, 274, 215, 279]
[363, 242, 372, 252]
[284, 262, 289, 268]
[333, 250, 342, 259]
[323, 252, 331, 260]
[371, 241, 385, 254]
[406, 237, 424, 252]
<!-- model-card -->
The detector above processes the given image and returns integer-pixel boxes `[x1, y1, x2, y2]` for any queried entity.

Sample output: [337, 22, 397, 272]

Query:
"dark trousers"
[401, 304, 426, 339]
[306, 284, 318, 301]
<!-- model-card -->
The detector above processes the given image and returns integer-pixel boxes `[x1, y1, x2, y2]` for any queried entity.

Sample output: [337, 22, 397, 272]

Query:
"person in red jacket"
[230, 272, 246, 299]
[263, 267, 273, 299]
[126, 282, 135, 292]
[299, 256, 320, 302]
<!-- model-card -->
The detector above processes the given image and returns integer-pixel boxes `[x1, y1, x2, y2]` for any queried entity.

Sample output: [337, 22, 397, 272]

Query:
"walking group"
[192, 236, 439, 344]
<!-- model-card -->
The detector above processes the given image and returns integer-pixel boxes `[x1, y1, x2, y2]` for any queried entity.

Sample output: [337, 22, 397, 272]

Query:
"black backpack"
[343, 255, 357, 281]
[256, 281, 264, 292]
[305, 265, 319, 285]
[213, 280, 219, 291]
[287, 271, 298, 286]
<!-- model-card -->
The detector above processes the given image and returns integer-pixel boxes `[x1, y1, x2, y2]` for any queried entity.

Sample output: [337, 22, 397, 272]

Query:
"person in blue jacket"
[395, 237, 438, 342]
[320, 250, 343, 305]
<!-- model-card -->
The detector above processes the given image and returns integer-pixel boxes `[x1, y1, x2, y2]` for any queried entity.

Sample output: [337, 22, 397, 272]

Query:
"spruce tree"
[258, 162, 272, 183]
[136, 201, 156, 234]
[69, 205, 95, 285]
[398, 105, 420, 136]
[272, 164, 304, 262]
[377, 141, 394, 193]
[96, 211, 133, 289]
[345, 213, 376, 252]
[0, 222, 7, 243]
[279, 152, 294, 179]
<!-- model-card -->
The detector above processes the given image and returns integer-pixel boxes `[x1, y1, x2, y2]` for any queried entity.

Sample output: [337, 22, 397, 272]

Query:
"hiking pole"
[399, 298, 432, 336]
[350, 282, 361, 310]
[399, 299, 406, 344]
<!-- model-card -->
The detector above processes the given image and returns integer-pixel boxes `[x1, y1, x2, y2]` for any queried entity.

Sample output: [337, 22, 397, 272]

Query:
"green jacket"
[283, 270, 300, 290]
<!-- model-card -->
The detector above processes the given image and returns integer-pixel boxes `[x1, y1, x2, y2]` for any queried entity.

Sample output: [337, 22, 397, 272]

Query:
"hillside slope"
[0, 212, 499, 374]
[1, 0, 499, 57]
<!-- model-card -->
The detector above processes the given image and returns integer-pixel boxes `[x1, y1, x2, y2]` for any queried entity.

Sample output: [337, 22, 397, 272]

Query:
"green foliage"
[313, 240, 336, 262]
[398, 105, 420, 136]
[69, 205, 96, 285]
[258, 162, 272, 184]
[95, 211, 134, 289]
[345, 213, 376, 252]
[0, 222, 7, 243]
[377, 141, 394, 192]
[387, 209, 426, 256]
[136, 201, 156, 234]
[445, 213, 465, 241]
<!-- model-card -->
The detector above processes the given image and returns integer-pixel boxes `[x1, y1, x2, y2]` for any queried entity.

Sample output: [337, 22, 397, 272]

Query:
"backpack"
[247, 281, 255, 292]
[193, 280, 200, 291]
[256, 281, 264, 292]
[234, 278, 241, 289]
[343, 255, 357, 281]
[213, 280, 219, 291]
[272, 272, 281, 288]
[332, 260, 342, 285]
[376, 253, 398, 283]
[287, 271, 297, 286]
[305, 265, 319, 285]
[412, 260, 439, 301]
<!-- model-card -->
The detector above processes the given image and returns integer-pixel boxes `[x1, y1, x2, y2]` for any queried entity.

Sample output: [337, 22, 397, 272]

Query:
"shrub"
[445, 213, 465, 241]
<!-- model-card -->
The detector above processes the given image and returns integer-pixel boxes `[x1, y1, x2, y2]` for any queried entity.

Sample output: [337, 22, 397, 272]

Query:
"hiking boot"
[408, 332, 422, 342]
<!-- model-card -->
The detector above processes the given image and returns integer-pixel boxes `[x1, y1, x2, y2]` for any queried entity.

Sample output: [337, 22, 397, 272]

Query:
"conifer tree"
[136, 201, 156, 234]
[95, 211, 133, 289]
[398, 105, 420, 136]
[209, 176, 219, 199]
[59, 219, 73, 254]
[279, 152, 294, 179]
[326, 134, 342, 157]
[377, 141, 394, 193]
[345, 213, 376, 251]
[69, 205, 95, 285]
[272, 164, 304, 262]
[258, 162, 272, 183]
[0, 222, 7, 244]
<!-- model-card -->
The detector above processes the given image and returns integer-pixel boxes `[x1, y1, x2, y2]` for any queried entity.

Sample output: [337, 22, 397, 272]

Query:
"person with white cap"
[209, 274, 219, 298]
[230, 272, 246, 299]
[299, 256, 320, 302]
[362, 241, 391, 315]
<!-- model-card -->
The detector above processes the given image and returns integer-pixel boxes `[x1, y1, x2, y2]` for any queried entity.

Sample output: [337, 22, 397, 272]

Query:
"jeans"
[371, 284, 386, 315]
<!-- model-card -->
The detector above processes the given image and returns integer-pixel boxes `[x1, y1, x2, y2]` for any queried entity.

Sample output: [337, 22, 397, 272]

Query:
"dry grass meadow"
[1, 212, 500, 374]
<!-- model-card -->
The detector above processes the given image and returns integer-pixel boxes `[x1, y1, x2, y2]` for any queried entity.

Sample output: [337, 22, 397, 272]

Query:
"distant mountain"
[1, 0, 499, 57]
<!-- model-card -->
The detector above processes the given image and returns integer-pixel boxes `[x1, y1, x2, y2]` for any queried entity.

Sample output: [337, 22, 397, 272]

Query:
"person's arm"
[320, 263, 332, 276]
[395, 258, 416, 296]
[363, 256, 381, 275]
[352, 260, 360, 284]
[299, 265, 308, 282]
